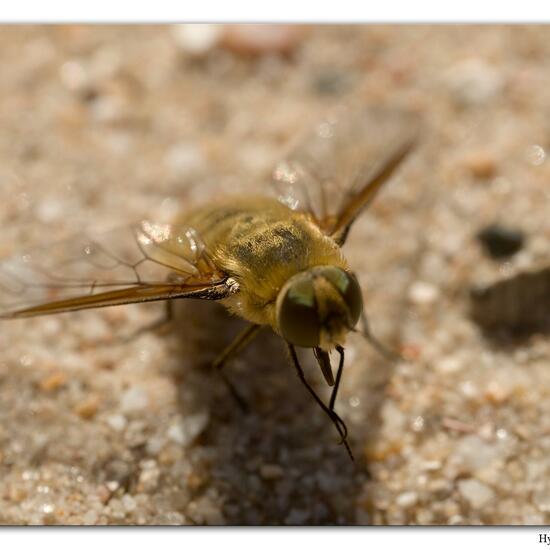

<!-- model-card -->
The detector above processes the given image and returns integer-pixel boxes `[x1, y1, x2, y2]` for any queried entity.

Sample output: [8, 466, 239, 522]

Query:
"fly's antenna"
[287, 343, 354, 462]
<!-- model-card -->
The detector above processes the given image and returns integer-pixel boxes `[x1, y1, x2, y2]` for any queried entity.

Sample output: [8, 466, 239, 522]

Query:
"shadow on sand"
[168, 298, 381, 525]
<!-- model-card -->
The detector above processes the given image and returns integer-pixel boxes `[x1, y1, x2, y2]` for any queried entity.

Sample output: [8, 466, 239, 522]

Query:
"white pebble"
[396, 491, 418, 509]
[453, 435, 499, 472]
[106, 480, 119, 492]
[408, 281, 440, 305]
[411, 416, 425, 432]
[171, 24, 222, 55]
[106, 414, 127, 432]
[435, 356, 464, 374]
[421, 460, 442, 471]
[120, 387, 149, 413]
[167, 412, 209, 447]
[138, 467, 160, 492]
[41, 503, 55, 516]
[458, 479, 495, 509]
[460, 380, 479, 399]
[445, 59, 503, 106]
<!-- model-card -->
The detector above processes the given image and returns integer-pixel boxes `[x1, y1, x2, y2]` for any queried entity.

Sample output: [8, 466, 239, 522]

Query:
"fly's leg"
[212, 324, 262, 412]
[287, 343, 354, 462]
[360, 310, 401, 361]
[320, 346, 348, 443]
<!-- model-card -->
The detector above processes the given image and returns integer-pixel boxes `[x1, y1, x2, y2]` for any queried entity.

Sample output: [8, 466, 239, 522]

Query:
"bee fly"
[0, 106, 418, 461]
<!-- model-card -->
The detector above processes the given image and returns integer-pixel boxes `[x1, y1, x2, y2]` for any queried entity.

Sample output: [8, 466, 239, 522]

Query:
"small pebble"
[39, 372, 67, 392]
[106, 480, 120, 493]
[222, 24, 304, 57]
[137, 467, 160, 493]
[411, 416, 425, 432]
[106, 414, 127, 432]
[485, 379, 513, 404]
[445, 58, 503, 106]
[421, 460, 443, 472]
[146, 436, 165, 456]
[186, 473, 205, 491]
[83, 510, 98, 525]
[453, 435, 499, 472]
[259, 463, 284, 480]
[408, 281, 440, 305]
[97, 485, 111, 504]
[74, 395, 100, 419]
[171, 24, 222, 56]
[120, 387, 149, 413]
[463, 151, 497, 179]
[435, 356, 463, 374]
[41, 503, 55, 517]
[59, 59, 91, 94]
[166, 412, 209, 447]
[458, 479, 495, 509]
[122, 494, 137, 513]
[396, 491, 418, 509]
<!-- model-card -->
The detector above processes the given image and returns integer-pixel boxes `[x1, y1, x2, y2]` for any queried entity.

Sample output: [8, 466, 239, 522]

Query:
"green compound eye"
[276, 267, 363, 348]
[315, 267, 363, 328]
[277, 275, 321, 348]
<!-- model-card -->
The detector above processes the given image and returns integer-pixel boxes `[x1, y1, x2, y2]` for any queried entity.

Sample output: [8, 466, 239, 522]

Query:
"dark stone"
[477, 224, 525, 259]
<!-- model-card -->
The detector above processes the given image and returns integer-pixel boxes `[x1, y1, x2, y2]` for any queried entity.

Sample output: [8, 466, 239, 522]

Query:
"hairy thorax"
[178, 197, 348, 329]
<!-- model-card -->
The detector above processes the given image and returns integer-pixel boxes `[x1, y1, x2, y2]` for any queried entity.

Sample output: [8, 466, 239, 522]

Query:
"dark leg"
[360, 310, 401, 361]
[212, 324, 262, 412]
[212, 324, 261, 370]
[287, 343, 354, 462]
[329, 346, 345, 411]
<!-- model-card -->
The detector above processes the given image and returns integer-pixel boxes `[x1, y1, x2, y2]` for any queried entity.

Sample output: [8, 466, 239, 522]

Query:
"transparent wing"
[271, 105, 419, 244]
[0, 221, 229, 318]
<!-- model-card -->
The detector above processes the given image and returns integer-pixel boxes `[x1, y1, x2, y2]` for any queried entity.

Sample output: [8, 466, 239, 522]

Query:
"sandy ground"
[0, 25, 549, 525]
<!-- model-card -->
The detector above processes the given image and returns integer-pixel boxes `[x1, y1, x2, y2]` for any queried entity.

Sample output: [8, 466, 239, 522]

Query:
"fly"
[0, 105, 419, 461]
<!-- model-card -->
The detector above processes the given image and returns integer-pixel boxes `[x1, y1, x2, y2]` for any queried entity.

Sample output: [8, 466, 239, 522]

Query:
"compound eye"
[277, 276, 321, 348]
[317, 267, 363, 328]
[341, 272, 363, 327]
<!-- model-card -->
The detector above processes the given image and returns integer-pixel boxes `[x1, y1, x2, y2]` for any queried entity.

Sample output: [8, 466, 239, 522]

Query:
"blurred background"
[0, 25, 549, 525]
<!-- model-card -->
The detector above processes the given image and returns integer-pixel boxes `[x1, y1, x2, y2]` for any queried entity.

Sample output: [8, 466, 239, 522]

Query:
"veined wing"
[0, 221, 229, 319]
[271, 105, 419, 244]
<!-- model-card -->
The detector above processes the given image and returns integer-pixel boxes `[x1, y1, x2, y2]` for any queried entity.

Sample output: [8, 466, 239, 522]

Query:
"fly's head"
[275, 266, 363, 350]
